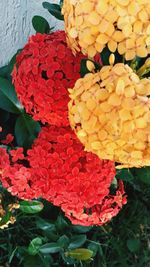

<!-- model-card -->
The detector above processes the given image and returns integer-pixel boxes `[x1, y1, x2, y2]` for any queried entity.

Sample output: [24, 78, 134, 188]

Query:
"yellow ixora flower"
[62, 0, 150, 60]
[68, 63, 150, 169]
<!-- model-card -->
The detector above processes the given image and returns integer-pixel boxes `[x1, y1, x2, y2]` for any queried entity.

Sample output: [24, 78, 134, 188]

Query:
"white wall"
[0, 0, 63, 67]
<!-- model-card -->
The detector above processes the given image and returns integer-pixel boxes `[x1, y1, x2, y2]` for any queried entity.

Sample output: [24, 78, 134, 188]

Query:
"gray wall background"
[0, 0, 63, 67]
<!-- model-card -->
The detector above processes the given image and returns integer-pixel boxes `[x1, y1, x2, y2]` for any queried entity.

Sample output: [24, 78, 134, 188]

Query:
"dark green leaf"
[0, 65, 10, 79]
[32, 16, 50, 34]
[36, 218, 56, 231]
[8, 247, 18, 264]
[68, 235, 87, 250]
[111, 177, 118, 189]
[116, 168, 134, 182]
[42, 231, 58, 241]
[28, 237, 43, 255]
[39, 243, 61, 254]
[65, 248, 93, 261]
[127, 239, 141, 253]
[0, 77, 23, 113]
[0, 50, 22, 79]
[58, 235, 70, 248]
[0, 211, 12, 228]
[24, 255, 45, 267]
[72, 225, 92, 233]
[15, 114, 41, 148]
[132, 167, 150, 185]
[42, 2, 64, 20]
[19, 200, 44, 214]
[88, 243, 99, 257]
[56, 215, 69, 231]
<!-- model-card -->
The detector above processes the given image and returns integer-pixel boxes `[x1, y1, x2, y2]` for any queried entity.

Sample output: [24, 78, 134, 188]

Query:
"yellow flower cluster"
[68, 63, 150, 168]
[0, 194, 20, 229]
[62, 0, 150, 60]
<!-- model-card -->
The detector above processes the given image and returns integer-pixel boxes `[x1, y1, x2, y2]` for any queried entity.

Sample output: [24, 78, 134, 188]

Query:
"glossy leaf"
[28, 237, 43, 255]
[0, 77, 23, 113]
[36, 218, 56, 232]
[19, 200, 44, 214]
[42, 2, 64, 20]
[72, 225, 92, 233]
[32, 16, 50, 34]
[15, 114, 41, 148]
[116, 169, 134, 182]
[55, 215, 69, 231]
[65, 248, 93, 261]
[68, 235, 87, 250]
[39, 243, 61, 254]
[58, 235, 70, 248]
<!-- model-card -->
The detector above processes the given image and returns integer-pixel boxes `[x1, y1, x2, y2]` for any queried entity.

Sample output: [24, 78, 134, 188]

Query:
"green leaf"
[42, 2, 64, 20]
[36, 218, 56, 231]
[65, 248, 93, 261]
[68, 235, 87, 250]
[15, 114, 41, 148]
[111, 177, 118, 189]
[0, 77, 23, 113]
[132, 167, 150, 185]
[0, 211, 12, 228]
[0, 65, 10, 79]
[24, 255, 46, 267]
[19, 200, 44, 214]
[32, 16, 50, 34]
[56, 215, 69, 231]
[72, 225, 92, 233]
[0, 50, 22, 79]
[28, 237, 43, 255]
[116, 168, 134, 182]
[58, 235, 70, 248]
[127, 239, 141, 253]
[39, 243, 61, 254]
[88, 243, 99, 257]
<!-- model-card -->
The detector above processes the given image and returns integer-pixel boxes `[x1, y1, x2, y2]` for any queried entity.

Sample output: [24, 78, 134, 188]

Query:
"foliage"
[32, 16, 50, 34]
[0, 179, 150, 267]
[0, 1, 150, 267]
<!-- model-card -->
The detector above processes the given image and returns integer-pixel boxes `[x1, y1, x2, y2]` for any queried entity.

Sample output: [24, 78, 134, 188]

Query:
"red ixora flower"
[12, 31, 86, 126]
[10, 148, 25, 162]
[1, 134, 14, 145]
[0, 125, 127, 226]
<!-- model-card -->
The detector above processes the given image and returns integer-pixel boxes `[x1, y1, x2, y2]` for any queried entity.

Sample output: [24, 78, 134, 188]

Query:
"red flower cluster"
[0, 125, 127, 226]
[12, 31, 85, 126]
[0, 30, 127, 226]
[0, 147, 41, 200]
